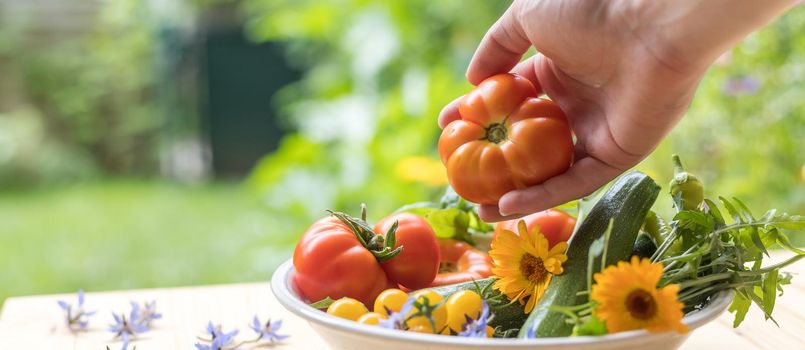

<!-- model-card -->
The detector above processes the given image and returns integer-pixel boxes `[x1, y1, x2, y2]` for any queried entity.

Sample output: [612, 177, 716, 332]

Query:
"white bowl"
[271, 260, 732, 350]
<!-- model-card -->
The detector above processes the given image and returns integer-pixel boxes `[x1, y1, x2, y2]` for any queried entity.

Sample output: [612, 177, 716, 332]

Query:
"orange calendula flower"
[592, 256, 688, 334]
[488, 220, 568, 314]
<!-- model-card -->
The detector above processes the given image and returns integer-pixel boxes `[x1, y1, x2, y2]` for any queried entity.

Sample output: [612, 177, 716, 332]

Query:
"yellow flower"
[489, 220, 568, 314]
[394, 156, 447, 186]
[591, 256, 688, 334]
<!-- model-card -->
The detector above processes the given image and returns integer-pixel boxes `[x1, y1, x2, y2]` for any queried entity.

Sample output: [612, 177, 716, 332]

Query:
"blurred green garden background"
[0, 0, 803, 304]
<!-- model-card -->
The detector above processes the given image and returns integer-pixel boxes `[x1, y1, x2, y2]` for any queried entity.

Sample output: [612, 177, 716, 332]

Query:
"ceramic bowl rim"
[270, 259, 733, 347]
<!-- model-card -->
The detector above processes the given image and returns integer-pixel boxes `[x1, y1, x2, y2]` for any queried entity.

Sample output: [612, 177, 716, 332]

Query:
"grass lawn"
[0, 181, 298, 305]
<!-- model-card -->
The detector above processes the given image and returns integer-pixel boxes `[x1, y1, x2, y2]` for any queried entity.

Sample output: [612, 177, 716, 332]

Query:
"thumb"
[466, 3, 532, 85]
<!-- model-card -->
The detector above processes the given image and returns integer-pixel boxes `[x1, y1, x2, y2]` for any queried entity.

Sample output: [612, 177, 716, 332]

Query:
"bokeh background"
[1, 0, 803, 304]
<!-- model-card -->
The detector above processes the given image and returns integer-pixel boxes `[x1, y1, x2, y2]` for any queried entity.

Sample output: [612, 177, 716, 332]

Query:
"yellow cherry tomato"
[408, 324, 433, 334]
[445, 290, 483, 332]
[357, 312, 384, 325]
[405, 290, 447, 334]
[327, 297, 368, 321]
[374, 288, 409, 318]
[486, 325, 495, 337]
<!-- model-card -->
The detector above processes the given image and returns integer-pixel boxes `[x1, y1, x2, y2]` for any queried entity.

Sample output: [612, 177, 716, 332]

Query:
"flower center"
[485, 123, 508, 143]
[625, 289, 658, 320]
[519, 254, 548, 283]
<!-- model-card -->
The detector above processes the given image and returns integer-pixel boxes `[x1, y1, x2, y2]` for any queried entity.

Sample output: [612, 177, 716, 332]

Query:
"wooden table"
[2, 257, 804, 349]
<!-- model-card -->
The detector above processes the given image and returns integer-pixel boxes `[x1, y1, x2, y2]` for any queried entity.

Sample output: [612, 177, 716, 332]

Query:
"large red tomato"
[438, 73, 574, 205]
[493, 209, 576, 248]
[374, 213, 440, 290]
[293, 216, 394, 306]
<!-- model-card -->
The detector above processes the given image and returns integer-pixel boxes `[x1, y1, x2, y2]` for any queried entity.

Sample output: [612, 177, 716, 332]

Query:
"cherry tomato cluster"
[326, 288, 494, 337]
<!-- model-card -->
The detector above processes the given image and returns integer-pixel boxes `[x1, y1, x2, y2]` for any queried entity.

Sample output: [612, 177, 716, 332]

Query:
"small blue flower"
[195, 321, 238, 350]
[378, 297, 416, 330]
[130, 300, 162, 328]
[108, 310, 149, 350]
[457, 301, 493, 338]
[525, 322, 537, 339]
[58, 289, 96, 332]
[249, 315, 289, 342]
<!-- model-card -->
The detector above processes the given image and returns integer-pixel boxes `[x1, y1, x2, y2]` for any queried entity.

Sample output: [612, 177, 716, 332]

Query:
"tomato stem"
[328, 205, 404, 262]
[485, 123, 508, 143]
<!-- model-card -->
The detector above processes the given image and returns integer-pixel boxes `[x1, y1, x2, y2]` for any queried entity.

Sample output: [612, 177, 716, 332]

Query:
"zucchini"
[427, 278, 527, 337]
[518, 171, 660, 338]
[632, 232, 658, 259]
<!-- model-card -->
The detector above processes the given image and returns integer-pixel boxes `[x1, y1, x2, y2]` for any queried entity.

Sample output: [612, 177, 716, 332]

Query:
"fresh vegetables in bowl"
[280, 155, 805, 348]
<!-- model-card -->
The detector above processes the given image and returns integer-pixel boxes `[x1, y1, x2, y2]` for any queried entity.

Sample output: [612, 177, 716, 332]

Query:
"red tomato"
[493, 209, 576, 248]
[374, 213, 440, 290]
[429, 239, 493, 287]
[293, 217, 394, 306]
[438, 73, 574, 205]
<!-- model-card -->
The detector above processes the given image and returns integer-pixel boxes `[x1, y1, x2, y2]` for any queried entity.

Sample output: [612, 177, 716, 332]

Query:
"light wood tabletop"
[2, 254, 804, 350]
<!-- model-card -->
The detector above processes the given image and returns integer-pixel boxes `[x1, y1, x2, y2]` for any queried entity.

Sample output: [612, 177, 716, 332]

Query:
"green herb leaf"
[720, 197, 745, 224]
[309, 297, 336, 309]
[573, 315, 608, 336]
[728, 291, 751, 328]
[762, 270, 779, 319]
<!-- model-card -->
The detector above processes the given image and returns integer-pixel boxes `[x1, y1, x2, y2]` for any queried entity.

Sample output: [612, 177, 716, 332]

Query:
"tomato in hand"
[438, 73, 574, 205]
[293, 208, 397, 307]
[493, 209, 576, 248]
[374, 213, 440, 290]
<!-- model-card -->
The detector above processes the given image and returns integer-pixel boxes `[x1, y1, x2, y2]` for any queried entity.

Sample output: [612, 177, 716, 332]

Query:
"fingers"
[437, 95, 463, 129]
[466, 4, 532, 85]
[478, 204, 525, 223]
[510, 54, 541, 90]
[497, 156, 625, 216]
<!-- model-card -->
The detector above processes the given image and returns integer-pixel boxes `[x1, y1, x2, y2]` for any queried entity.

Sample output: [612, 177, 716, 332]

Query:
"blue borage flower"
[132, 300, 162, 327]
[378, 297, 416, 330]
[195, 322, 239, 350]
[458, 300, 494, 338]
[57, 289, 96, 332]
[250, 315, 289, 342]
[108, 306, 149, 350]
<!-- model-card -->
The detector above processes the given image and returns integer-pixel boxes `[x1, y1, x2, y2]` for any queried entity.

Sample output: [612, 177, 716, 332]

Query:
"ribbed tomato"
[374, 213, 440, 290]
[493, 209, 576, 248]
[293, 215, 395, 307]
[438, 73, 574, 205]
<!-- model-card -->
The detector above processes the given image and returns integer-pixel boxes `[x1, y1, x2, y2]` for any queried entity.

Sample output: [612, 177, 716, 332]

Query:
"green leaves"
[661, 194, 805, 327]
[762, 270, 778, 320]
[397, 187, 491, 244]
[572, 316, 608, 336]
[728, 292, 751, 328]
[309, 297, 336, 309]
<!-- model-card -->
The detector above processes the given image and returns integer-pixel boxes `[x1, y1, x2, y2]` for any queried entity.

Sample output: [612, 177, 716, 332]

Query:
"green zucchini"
[427, 278, 527, 337]
[518, 171, 660, 338]
[632, 232, 658, 259]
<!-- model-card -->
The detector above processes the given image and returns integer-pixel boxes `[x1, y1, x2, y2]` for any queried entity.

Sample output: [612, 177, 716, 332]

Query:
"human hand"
[439, 0, 797, 221]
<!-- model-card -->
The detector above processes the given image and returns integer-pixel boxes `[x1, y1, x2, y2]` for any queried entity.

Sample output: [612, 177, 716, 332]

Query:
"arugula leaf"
[309, 297, 336, 309]
[728, 290, 751, 328]
[573, 316, 608, 336]
[762, 270, 778, 319]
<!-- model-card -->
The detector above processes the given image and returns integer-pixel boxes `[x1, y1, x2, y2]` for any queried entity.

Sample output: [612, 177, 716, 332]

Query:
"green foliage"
[242, 1, 805, 245]
[242, 0, 508, 231]
[0, 0, 166, 183]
